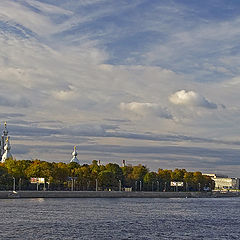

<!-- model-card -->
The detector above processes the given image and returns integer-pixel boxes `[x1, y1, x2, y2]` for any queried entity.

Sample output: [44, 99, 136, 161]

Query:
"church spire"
[1, 121, 10, 160]
[1, 136, 12, 163]
[70, 146, 80, 164]
[3, 121, 8, 136]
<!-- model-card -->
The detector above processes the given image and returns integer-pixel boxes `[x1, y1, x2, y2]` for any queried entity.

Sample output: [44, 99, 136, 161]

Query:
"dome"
[70, 146, 79, 164]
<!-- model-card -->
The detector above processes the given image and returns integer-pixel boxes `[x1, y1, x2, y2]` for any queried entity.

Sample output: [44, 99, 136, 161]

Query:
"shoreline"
[0, 191, 240, 199]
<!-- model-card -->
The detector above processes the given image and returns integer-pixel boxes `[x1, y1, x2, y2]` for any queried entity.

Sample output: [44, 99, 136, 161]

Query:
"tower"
[1, 122, 9, 161]
[1, 136, 12, 163]
[70, 146, 80, 164]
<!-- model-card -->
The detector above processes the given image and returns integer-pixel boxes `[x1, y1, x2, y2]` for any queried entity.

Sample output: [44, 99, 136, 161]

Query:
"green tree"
[171, 169, 186, 182]
[121, 165, 133, 188]
[158, 169, 172, 191]
[193, 172, 204, 191]
[51, 162, 69, 190]
[80, 165, 92, 190]
[105, 163, 123, 181]
[144, 172, 158, 191]
[184, 172, 194, 191]
[131, 164, 148, 181]
[0, 163, 12, 190]
[98, 170, 118, 190]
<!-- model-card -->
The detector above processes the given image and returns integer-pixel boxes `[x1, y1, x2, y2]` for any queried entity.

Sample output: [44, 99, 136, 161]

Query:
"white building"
[1, 137, 12, 163]
[204, 173, 240, 190]
[214, 177, 239, 190]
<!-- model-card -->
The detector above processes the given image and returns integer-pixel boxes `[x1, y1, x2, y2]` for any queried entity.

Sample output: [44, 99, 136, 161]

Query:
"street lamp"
[96, 179, 98, 191]
[13, 177, 16, 192]
[135, 181, 138, 191]
[119, 180, 122, 191]
[157, 181, 159, 192]
[140, 181, 142, 191]
[71, 178, 74, 191]
[43, 179, 46, 191]
[19, 178, 21, 191]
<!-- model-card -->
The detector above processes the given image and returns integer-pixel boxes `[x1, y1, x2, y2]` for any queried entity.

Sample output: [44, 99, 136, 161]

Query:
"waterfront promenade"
[0, 191, 239, 199]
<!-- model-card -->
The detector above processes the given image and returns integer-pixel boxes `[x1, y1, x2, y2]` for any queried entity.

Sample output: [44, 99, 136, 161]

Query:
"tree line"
[0, 159, 214, 191]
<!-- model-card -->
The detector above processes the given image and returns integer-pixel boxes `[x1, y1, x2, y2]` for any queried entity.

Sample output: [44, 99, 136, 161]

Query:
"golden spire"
[4, 121, 7, 127]
[6, 136, 8, 142]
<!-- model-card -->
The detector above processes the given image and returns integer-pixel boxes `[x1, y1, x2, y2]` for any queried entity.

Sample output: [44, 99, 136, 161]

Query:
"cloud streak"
[120, 102, 173, 119]
[0, 95, 31, 108]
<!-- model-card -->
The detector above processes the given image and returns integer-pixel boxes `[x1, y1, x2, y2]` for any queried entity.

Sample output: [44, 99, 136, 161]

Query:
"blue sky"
[1, 0, 240, 176]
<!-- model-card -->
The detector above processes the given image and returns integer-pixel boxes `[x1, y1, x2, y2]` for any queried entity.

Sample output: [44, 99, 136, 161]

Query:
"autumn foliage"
[0, 159, 213, 191]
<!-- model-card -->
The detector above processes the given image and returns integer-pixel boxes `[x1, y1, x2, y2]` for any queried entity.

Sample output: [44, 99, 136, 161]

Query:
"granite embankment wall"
[0, 191, 239, 199]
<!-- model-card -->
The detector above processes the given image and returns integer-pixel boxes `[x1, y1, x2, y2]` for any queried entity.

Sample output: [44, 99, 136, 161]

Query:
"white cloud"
[169, 90, 217, 109]
[120, 102, 173, 119]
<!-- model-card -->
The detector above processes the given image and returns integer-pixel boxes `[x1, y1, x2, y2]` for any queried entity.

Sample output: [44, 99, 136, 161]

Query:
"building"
[0, 122, 8, 159]
[204, 173, 240, 190]
[70, 146, 80, 164]
[214, 177, 240, 190]
[0, 122, 13, 163]
[204, 173, 228, 178]
[1, 137, 12, 163]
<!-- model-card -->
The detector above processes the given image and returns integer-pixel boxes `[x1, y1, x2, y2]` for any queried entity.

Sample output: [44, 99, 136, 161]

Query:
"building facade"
[204, 173, 240, 190]
[214, 177, 240, 190]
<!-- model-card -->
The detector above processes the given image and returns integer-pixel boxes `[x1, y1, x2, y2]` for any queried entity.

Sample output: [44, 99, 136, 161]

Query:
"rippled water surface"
[0, 197, 240, 239]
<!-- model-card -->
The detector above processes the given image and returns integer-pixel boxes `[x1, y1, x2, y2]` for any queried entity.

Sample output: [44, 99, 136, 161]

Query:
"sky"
[1, 0, 240, 177]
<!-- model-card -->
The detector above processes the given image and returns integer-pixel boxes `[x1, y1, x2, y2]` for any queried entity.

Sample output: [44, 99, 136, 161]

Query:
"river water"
[0, 197, 239, 239]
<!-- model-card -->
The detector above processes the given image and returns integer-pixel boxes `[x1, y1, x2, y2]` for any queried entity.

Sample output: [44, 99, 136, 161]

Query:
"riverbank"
[0, 190, 240, 199]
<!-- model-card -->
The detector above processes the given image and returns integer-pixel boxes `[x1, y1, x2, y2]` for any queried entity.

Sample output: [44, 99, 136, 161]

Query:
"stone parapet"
[0, 191, 239, 199]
